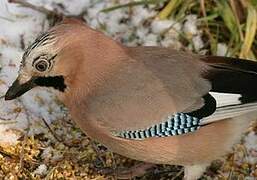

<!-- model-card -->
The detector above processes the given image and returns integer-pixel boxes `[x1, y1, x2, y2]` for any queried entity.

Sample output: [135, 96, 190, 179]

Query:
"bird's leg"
[99, 162, 156, 179]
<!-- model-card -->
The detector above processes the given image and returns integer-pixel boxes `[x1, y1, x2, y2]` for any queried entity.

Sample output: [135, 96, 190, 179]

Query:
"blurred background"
[0, 0, 256, 179]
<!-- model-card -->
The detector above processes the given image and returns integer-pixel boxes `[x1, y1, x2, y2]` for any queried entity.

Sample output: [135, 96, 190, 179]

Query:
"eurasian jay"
[4, 18, 257, 180]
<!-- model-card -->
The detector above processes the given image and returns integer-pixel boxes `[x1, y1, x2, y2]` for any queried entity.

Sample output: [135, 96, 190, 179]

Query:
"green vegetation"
[102, 0, 257, 59]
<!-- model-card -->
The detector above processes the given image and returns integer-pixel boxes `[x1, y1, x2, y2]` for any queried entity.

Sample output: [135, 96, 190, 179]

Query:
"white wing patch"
[201, 92, 257, 125]
[210, 92, 242, 107]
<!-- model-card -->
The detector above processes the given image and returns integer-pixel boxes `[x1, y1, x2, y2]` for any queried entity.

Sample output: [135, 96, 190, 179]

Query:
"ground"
[0, 0, 257, 179]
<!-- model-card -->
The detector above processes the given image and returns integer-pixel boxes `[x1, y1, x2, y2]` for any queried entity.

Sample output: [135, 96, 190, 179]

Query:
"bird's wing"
[89, 47, 257, 139]
[133, 48, 257, 122]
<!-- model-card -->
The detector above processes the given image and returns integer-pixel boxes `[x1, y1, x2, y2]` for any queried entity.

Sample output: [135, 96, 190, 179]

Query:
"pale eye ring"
[34, 59, 50, 72]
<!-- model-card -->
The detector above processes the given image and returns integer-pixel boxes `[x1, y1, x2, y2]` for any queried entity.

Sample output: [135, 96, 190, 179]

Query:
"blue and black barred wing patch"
[114, 113, 201, 140]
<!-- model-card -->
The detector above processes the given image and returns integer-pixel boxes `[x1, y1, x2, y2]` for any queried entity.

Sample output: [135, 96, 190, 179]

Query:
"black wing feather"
[201, 56, 257, 103]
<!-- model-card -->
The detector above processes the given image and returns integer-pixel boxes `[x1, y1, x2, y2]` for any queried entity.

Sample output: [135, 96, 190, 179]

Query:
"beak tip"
[4, 90, 15, 101]
[4, 77, 36, 101]
[4, 95, 12, 101]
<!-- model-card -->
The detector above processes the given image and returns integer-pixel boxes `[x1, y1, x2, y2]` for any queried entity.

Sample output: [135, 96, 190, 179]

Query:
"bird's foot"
[97, 163, 155, 179]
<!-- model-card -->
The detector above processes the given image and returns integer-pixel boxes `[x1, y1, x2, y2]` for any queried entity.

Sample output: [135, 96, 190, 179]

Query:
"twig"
[0, 15, 15, 22]
[45, 166, 57, 180]
[17, 100, 31, 169]
[0, 110, 20, 122]
[171, 168, 184, 180]
[0, 116, 12, 121]
[110, 152, 118, 180]
[0, 145, 38, 165]
[200, 0, 206, 17]
[7, 0, 89, 26]
[0, 120, 17, 125]
[41, 118, 62, 143]
[20, 34, 25, 50]
[41, 118, 74, 147]
[22, 167, 34, 179]
[18, 134, 25, 168]
[100, 0, 164, 13]
[0, 146, 19, 159]
[8, 0, 61, 18]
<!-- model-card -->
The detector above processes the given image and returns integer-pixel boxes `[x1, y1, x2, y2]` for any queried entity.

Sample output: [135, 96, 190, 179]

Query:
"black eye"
[34, 60, 49, 72]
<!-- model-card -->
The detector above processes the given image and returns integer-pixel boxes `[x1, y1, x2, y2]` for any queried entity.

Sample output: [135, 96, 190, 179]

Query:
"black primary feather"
[202, 56, 257, 104]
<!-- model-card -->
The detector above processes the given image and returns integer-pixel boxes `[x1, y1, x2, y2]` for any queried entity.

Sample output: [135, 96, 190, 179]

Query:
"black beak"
[5, 77, 36, 100]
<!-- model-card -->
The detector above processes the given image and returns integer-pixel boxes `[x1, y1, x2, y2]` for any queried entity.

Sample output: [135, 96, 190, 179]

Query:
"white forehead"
[22, 31, 58, 65]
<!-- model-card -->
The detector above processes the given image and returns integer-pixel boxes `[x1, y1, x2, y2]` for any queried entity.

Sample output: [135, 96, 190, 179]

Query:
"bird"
[4, 18, 257, 180]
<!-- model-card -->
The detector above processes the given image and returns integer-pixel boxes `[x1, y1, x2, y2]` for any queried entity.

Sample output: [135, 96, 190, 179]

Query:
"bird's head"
[4, 18, 92, 101]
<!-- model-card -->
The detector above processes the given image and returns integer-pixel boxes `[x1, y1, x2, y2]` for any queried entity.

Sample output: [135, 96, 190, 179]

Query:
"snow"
[183, 15, 204, 51]
[183, 15, 198, 37]
[151, 20, 176, 34]
[33, 164, 48, 176]
[143, 34, 158, 46]
[217, 43, 229, 56]
[41, 146, 54, 160]
[244, 131, 257, 164]
[192, 35, 204, 51]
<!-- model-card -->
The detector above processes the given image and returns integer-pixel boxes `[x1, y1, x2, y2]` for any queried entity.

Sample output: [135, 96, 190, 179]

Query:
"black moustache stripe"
[34, 76, 67, 92]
